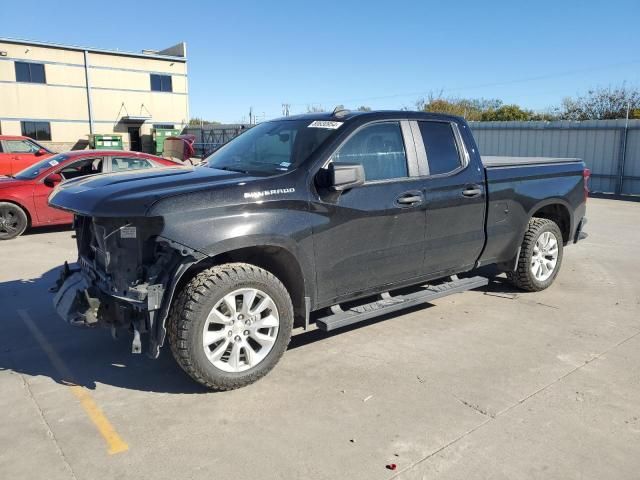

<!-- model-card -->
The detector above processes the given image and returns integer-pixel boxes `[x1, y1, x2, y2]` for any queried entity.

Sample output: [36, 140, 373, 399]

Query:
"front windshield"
[14, 154, 68, 180]
[205, 120, 339, 175]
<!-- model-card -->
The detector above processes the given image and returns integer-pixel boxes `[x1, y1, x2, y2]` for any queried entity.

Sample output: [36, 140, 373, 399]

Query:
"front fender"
[151, 234, 314, 355]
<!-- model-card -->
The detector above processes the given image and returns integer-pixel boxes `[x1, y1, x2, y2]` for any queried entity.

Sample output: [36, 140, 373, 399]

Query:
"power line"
[285, 59, 640, 107]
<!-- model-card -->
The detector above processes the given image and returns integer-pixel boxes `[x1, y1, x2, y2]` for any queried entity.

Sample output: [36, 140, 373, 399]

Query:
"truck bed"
[482, 156, 582, 168]
[479, 155, 586, 269]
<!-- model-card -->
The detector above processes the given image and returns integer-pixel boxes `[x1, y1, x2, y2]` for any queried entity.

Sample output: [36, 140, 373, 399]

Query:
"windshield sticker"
[308, 120, 343, 129]
[244, 188, 295, 199]
[120, 226, 137, 239]
[49, 160, 59, 166]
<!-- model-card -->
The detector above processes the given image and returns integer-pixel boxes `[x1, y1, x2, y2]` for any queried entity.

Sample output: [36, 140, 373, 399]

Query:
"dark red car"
[0, 150, 182, 240]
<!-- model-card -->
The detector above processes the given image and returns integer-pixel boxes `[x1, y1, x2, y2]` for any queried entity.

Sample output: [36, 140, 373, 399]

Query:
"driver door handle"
[396, 192, 423, 206]
[462, 185, 482, 198]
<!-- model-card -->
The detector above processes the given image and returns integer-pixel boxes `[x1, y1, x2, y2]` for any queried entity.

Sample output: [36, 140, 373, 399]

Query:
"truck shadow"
[1, 266, 518, 394]
[289, 268, 519, 350]
[1, 267, 209, 395]
[22, 224, 74, 237]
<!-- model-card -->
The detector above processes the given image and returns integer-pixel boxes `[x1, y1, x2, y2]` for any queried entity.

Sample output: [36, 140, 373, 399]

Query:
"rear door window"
[418, 121, 461, 175]
[111, 156, 154, 172]
[334, 122, 408, 182]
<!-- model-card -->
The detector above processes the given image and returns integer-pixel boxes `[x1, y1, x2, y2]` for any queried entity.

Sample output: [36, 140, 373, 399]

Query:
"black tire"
[507, 217, 564, 292]
[168, 262, 293, 391]
[0, 202, 28, 240]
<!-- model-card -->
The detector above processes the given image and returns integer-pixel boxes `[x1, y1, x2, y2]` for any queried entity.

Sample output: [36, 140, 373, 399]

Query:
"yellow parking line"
[18, 309, 129, 455]
[68, 385, 129, 454]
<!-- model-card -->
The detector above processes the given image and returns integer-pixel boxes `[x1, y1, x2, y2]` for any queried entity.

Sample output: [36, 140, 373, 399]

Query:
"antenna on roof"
[332, 105, 350, 118]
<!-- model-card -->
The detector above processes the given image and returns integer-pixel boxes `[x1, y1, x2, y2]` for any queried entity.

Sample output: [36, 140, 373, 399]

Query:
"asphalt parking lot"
[1, 197, 639, 480]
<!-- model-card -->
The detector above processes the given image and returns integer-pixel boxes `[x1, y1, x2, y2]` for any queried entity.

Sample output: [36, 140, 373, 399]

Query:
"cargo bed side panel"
[479, 161, 585, 267]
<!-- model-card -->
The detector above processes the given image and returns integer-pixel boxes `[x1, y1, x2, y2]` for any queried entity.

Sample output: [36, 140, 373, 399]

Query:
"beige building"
[0, 37, 188, 152]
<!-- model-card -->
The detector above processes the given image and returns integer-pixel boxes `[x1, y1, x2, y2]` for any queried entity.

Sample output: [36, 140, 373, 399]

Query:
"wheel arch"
[528, 199, 573, 244]
[170, 242, 310, 330]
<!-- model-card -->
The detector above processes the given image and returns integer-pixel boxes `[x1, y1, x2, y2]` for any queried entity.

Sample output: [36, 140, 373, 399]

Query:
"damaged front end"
[52, 216, 203, 357]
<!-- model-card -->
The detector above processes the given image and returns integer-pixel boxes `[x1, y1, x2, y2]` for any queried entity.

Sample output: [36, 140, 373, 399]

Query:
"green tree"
[356, 105, 372, 111]
[481, 104, 534, 121]
[416, 94, 502, 121]
[189, 117, 221, 126]
[415, 93, 560, 121]
[560, 84, 640, 120]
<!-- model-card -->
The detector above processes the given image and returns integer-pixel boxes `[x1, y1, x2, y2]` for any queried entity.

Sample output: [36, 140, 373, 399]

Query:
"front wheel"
[507, 217, 564, 292]
[168, 262, 293, 391]
[0, 202, 28, 240]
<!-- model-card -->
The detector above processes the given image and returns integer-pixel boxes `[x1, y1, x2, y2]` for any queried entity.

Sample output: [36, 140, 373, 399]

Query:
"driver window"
[59, 158, 103, 180]
[334, 122, 408, 181]
[5, 140, 39, 154]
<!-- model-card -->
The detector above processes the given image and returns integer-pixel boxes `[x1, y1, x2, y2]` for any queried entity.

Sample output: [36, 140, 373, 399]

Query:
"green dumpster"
[88, 134, 123, 150]
[153, 128, 181, 155]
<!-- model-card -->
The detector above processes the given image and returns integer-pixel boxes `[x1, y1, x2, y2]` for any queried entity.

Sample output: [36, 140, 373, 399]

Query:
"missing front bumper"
[52, 271, 100, 326]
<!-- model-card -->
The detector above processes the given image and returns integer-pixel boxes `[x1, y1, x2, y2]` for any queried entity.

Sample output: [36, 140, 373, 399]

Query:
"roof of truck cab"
[272, 110, 466, 123]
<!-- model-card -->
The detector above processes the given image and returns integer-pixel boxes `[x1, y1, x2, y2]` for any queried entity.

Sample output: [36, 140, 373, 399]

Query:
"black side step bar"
[316, 275, 488, 332]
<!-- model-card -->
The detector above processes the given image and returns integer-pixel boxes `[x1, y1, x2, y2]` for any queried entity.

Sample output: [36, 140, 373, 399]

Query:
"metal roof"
[0, 37, 187, 62]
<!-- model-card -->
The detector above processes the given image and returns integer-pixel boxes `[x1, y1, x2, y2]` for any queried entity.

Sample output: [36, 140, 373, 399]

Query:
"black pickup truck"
[49, 110, 589, 390]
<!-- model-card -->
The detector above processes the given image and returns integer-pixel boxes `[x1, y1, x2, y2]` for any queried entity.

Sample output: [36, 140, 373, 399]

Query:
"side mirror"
[36, 148, 47, 156]
[44, 172, 62, 187]
[328, 162, 365, 191]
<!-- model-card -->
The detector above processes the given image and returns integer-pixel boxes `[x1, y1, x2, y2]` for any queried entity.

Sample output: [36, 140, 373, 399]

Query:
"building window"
[21, 121, 52, 141]
[15, 61, 46, 84]
[150, 74, 172, 92]
[153, 124, 175, 129]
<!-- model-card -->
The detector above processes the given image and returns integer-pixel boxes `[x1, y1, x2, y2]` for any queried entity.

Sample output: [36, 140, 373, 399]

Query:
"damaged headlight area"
[52, 215, 202, 357]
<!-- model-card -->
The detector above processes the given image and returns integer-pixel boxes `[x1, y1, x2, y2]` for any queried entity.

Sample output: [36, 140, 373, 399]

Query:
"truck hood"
[48, 166, 259, 217]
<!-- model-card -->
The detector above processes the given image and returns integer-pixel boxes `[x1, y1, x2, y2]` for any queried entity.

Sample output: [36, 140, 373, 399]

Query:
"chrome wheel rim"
[531, 231, 559, 281]
[0, 205, 22, 239]
[202, 288, 279, 373]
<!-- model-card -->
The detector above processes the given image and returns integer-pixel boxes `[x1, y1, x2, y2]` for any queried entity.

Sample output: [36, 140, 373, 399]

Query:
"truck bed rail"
[482, 156, 582, 167]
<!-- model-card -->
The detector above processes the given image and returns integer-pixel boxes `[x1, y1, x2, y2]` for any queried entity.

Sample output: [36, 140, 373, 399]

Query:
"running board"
[316, 276, 488, 332]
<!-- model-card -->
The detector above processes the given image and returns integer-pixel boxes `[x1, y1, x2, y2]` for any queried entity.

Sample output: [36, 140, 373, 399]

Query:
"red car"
[0, 150, 182, 240]
[0, 135, 54, 176]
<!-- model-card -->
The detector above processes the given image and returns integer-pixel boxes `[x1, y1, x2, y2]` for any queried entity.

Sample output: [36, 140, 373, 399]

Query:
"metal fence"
[469, 119, 640, 195]
[182, 124, 252, 158]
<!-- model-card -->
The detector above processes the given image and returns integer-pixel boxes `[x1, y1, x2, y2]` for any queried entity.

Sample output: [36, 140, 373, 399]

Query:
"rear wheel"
[168, 262, 293, 391]
[507, 218, 563, 292]
[0, 202, 28, 240]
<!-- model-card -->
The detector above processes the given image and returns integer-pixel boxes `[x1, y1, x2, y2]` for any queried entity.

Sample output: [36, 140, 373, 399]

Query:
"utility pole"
[249, 107, 253, 125]
[618, 101, 631, 194]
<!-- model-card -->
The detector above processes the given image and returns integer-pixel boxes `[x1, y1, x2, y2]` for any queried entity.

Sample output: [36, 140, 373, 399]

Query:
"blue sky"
[3, 0, 639, 123]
